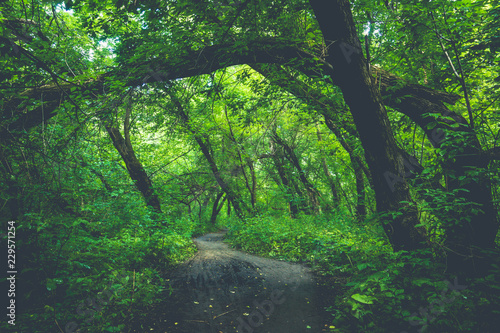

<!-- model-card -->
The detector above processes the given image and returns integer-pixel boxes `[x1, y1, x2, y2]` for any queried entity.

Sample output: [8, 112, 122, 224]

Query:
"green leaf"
[357, 263, 369, 271]
[351, 293, 375, 304]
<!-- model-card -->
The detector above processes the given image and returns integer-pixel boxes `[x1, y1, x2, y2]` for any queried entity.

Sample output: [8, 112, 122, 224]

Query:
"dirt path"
[133, 231, 329, 333]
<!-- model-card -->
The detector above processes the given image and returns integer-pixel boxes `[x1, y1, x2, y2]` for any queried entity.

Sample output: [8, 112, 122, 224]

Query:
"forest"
[1, 0, 499, 332]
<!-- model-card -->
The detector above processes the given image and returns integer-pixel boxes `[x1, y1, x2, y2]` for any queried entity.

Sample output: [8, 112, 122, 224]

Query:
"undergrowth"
[0, 198, 208, 333]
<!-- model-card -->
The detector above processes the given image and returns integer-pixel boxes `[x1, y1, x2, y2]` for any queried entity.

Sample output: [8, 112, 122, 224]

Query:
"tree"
[308, 0, 427, 250]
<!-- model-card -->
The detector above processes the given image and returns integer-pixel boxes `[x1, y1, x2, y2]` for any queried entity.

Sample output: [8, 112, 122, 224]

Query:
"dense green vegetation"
[1, 0, 499, 332]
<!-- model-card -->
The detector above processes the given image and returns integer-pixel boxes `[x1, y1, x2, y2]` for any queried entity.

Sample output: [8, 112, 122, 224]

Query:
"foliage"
[0, 184, 197, 332]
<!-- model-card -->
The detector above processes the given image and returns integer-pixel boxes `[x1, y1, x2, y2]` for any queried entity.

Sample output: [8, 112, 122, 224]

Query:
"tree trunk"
[252, 64, 374, 185]
[210, 191, 226, 225]
[248, 157, 257, 210]
[315, 127, 340, 210]
[105, 125, 162, 214]
[352, 158, 367, 219]
[224, 106, 257, 210]
[309, 0, 427, 251]
[321, 117, 368, 219]
[195, 135, 245, 218]
[272, 129, 320, 214]
[80, 161, 113, 192]
[270, 140, 301, 218]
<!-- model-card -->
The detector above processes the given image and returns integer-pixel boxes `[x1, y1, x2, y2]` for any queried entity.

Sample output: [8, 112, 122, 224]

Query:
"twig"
[54, 319, 65, 333]
[213, 309, 235, 319]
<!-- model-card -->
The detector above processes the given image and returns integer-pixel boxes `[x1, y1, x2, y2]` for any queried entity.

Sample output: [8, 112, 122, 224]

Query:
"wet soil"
[132, 231, 330, 333]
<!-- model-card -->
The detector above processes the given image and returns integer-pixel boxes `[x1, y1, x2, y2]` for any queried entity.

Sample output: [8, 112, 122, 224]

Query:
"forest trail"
[133, 231, 329, 333]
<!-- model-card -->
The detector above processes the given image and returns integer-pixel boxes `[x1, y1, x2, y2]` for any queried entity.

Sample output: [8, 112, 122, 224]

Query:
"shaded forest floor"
[130, 231, 332, 333]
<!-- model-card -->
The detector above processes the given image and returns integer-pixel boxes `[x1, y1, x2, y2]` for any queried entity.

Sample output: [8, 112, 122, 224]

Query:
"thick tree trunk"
[105, 126, 162, 214]
[309, 0, 427, 251]
[443, 154, 497, 275]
